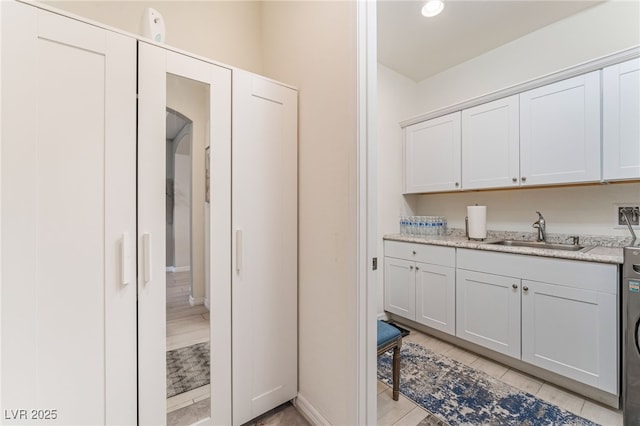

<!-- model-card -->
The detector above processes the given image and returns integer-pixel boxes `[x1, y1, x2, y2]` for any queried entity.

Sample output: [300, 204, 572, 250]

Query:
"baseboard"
[189, 295, 205, 306]
[377, 312, 389, 321]
[293, 393, 330, 426]
[174, 266, 191, 272]
[166, 266, 176, 272]
[204, 297, 210, 310]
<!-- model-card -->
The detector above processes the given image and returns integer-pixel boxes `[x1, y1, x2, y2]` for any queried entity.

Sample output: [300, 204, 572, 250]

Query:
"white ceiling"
[377, 0, 602, 82]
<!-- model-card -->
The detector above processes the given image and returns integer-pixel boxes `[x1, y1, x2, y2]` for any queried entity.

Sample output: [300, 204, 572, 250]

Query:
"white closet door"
[1, 3, 136, 424]
[232, 70, 298, 425]
[137, 42, 232, 425]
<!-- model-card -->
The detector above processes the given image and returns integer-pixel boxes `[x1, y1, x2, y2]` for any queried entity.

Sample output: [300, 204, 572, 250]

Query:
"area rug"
[378, 342, 598, 426]
[167, 342, 210, 398]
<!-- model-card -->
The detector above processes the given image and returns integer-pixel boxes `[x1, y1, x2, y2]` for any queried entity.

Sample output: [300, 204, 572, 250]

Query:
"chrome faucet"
[532, 211, 546, 242]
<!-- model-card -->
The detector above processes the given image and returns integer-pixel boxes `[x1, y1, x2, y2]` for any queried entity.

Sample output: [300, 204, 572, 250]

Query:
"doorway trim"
[356, 1, 378, 424]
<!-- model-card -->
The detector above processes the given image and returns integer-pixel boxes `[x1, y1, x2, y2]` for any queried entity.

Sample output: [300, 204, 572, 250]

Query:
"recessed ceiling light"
[421, 0, 444, 17]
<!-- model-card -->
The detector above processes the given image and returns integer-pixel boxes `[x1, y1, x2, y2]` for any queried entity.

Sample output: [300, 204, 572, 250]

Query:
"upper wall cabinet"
[519, 71, 601, 186]
[462, 95, 520, 190]
[404, 111, 461, 193]
[603, 58, 640, 181]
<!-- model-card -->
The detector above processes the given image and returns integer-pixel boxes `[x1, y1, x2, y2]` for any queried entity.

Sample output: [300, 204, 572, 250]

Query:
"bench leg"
[392, 343, 400, 401]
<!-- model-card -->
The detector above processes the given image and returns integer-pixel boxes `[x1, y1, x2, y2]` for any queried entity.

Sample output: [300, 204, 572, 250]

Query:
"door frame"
[356, 1, 378, 424]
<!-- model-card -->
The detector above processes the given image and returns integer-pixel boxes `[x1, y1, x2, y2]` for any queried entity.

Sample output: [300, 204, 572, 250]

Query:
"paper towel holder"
[465, 204, 487, 241]
[464, 216, 485, 241]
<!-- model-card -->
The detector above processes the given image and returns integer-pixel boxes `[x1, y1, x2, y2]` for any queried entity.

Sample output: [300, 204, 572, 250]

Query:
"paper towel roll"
[467, 205, 487, 239]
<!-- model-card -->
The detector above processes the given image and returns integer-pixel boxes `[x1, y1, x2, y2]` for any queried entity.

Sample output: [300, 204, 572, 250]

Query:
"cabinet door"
[404, 112, 461, 193]
[462, 95, 520, 189]
[521, 280, 617, 394]
[520, 71, 601, 186]
[1, 4, 136, 424]
[138, 43, 232, 425]
[456, 270, 521, 358]
[384, 257, 416, 320]
[603, 58, 640, 181]
[232, 70, 298, 425]
[415, 262, 456, 335]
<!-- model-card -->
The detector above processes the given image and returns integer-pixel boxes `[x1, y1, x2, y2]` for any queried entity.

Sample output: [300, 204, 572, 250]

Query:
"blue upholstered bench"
[377, 321, 402, 401]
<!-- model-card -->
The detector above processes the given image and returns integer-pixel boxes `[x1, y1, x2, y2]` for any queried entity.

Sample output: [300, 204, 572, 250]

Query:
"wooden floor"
[166, 270, 211, 424]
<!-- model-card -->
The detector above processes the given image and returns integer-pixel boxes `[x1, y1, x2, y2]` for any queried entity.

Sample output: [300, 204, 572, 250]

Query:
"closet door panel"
[232, 70, 298, 425]
[137, 42, 232, 425]
[137, 42, 168, 426]
[1, 3, 136, 424]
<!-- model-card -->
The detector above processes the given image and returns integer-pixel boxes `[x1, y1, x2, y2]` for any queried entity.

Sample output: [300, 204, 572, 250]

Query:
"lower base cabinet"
[456, 248, 618, 394]
[384, 241, 456, 335]
[384, 241, 619, 396]
[456, 269, 521, 359]
[521, 279, 617, 394]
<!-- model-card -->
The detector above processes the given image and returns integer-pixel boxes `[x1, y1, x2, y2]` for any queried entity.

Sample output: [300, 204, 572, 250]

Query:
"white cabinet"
[404, 112, 461, 193]
[384, 257, 417, 319]
[519, 71, 601, 186]
[461, 95, 520, 189]
[1, 3, 137, 423]
[232, 70, 298, 425]
[456, 249, 618, 394]
[603, 58, 640, 181]
[384, 241, 456, 335]
[456, 269, 521, 358]
[415, 262, 456, 334]
[521, 279, 617, 394]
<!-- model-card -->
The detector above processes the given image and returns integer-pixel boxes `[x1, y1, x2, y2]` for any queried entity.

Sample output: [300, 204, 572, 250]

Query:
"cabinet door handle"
[512, 283, 518, 289]
[120, 233, 130, 286]
[416, 266, 420, 271]
[143, 233, 152, 284]
[512, 177, 517, 183]
[521, 176, 527, 182]
[412, 250, 416, 255]
[409, 265, 414, 270]
[236, 229, 243, 273]
[523, 286, 529, 292]
[455, 182, 460, 187]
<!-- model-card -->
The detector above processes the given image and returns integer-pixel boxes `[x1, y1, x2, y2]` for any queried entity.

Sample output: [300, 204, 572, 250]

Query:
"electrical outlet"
[618, 206, 640, 226]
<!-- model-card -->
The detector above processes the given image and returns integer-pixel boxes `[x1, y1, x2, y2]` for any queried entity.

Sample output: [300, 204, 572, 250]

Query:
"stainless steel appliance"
[623, 245, 640, 425]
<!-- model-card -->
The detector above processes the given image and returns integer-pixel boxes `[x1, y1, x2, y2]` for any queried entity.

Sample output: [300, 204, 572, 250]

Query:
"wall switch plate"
[616, 204, 640, 227]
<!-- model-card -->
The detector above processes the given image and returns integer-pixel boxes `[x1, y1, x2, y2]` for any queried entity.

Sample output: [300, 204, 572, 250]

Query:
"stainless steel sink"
[488, 240, 591, 252]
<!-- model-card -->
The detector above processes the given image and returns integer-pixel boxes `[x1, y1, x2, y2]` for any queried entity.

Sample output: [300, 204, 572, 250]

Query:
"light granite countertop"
[384, 230, 626, 264]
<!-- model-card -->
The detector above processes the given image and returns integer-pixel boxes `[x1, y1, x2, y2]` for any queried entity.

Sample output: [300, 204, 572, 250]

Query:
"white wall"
[414, 1, 640, 114]
[376, 64, 420, 316]
[167, 75, 209, 303]
[173, 149, 191, 269]
[377, 1, 640, 317]
[260, 2, 360, 424]
[43, 1, 264, 74]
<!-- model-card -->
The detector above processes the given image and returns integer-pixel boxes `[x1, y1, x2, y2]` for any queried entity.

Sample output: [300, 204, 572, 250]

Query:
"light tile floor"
[378, 324, 624, 426]
[189, 323, 624, 426]
[163, 285, 624, 426]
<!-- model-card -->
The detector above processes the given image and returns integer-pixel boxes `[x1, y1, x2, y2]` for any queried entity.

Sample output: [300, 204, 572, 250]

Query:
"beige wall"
[260, 2, 359, 424]
[44, 1, 363, 421]
[43, 1, 264, 74]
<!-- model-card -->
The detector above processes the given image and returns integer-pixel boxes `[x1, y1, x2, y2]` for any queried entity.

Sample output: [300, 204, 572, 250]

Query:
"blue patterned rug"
[378, 342, 599, 426]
